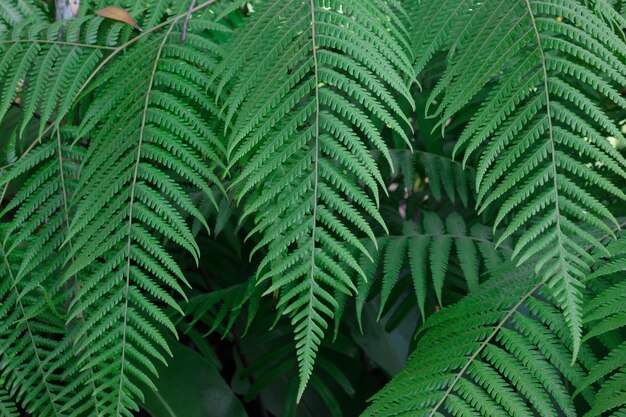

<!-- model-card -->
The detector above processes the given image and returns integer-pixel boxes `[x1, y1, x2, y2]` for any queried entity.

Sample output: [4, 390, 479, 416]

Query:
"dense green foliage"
[0, 0, 625, 416]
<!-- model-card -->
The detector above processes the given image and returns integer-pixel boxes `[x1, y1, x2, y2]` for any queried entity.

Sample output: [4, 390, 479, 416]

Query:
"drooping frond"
[0, 1, 224, 141]
[0, 238, 74, 417]
[213, 0, 414, 398]
[58, 16, 227, 416]
[0, 135, 82, 281]
[575, 230, 626, 417]
[355, 212, 509, 326]
[362, 265, 598, 417]
[413, 0, 626, 357]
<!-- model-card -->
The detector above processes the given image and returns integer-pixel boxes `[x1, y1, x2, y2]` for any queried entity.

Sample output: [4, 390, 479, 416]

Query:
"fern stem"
[55, 128, 102, 416]
[297, 0, 321, 403]
[308, 0, 320, 283]
[181, 0, 197, 42]
[115, 19, 176, 416]
[524, 0, 580, 359]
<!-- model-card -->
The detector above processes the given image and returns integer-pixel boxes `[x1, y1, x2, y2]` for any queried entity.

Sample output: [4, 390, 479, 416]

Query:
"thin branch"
[182, 0, 197, 43]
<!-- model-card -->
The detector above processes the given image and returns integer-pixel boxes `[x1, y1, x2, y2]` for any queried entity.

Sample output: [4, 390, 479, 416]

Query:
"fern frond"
[0, 0, 44, 34]
[0, 240, 74, 417]
[214, 0, 414, 398]
[0, 126, 104, 417]
[575, 230, 626, 417]
[363, 265, 597, 417]
[0, 17, 127, 138]
[0, 2, 224, 141]
[415, 0, 626, 357]
[0, 12, 228, 416]
[355, 212, 509, 327]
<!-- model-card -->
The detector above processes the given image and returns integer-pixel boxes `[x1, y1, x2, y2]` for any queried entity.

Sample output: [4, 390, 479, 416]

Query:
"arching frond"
[414, 0, 626, 357]
[0, 131, 103, 417]
[362, 265, 598, 417]
[1, 5, 228, 415]
[58, 14, 226, 415]
[0, 239, 76, 417]
[0, 17, 125, 138]
[214, 0, 415, 398]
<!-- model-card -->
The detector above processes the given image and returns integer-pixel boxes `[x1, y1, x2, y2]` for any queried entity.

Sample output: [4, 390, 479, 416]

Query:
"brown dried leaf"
[95, 6, 142, 31]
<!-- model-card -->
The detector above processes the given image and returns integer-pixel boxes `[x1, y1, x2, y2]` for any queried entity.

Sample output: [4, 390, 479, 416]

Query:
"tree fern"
[1, 3, 227, 415]
[214, 0, 415, 398]
[0, 1, 625, 416]
[411, 0, 626, 357]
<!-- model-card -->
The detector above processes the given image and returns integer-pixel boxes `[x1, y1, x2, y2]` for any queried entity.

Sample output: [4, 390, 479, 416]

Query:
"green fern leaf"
[355, 212, 509, 324]
[0, 240, 78, 417]
[214, 0, 414, 399]
[0, 389, 18, 417]
[575, 230, 626, 417]
[362, 265, 596, 417]
[0, 126, 104, 417]
[414, 0, 626, 358]
[54, 16, 227, 415]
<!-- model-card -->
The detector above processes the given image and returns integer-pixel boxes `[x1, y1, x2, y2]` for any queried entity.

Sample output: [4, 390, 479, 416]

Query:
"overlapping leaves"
[412, 0, 626, 357]
[0, 3, 227, 416]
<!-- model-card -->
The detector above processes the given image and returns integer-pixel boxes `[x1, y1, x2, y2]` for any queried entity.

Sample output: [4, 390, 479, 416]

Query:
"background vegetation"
[0, 0, 625, 416]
